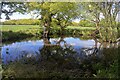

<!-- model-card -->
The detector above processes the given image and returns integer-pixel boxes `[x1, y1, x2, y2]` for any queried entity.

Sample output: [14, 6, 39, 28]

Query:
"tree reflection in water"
[40, 37, 76, 69]
[38, 36, 101, 77]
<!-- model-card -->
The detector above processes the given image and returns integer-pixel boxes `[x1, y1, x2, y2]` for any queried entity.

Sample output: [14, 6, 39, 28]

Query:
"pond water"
[1, 37, 101, 64]
[0, 37, 119, 78]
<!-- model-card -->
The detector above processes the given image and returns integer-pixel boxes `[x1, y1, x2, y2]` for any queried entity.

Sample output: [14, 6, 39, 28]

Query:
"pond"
[0, 36, 119, 79]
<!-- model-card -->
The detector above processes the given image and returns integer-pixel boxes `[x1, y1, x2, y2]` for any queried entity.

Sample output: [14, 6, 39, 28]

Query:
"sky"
[1, 11, 119, 22]
[0, 12, 80, 23]
[1, 12, 32, 22]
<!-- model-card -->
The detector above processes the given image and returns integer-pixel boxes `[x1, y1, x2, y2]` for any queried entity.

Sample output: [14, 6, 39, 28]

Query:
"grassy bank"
[2, 25, 95, 32]
[1, 25, 40, 32]
[1, 25, 41, 42]
[1, 25, 96, 42]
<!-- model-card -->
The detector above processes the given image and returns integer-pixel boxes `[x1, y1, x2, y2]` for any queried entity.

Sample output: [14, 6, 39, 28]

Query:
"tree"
[51, 2, 79, 32]
[79, 2, 101, 29]
[80, 2, 120, 42]
[0, 2, 26, 20]
[26, 2, 79, 36]
[79, 19, 95, 27]
[98, 2, 120, 42]
[1, 2, 79, 37]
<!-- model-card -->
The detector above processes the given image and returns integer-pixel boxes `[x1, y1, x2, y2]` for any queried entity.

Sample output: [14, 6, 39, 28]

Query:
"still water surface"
[1, 37, 101, 64]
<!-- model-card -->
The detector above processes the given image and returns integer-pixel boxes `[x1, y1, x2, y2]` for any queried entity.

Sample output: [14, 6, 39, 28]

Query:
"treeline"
[72, 20, 95, 27]
[1, 19, 96, 27]
[1, 19, 40, 25]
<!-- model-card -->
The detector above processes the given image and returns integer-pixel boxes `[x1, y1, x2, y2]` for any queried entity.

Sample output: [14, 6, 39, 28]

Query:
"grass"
[1, 25, 96, 32]
[1, 25, 42, 43]
[67, 26, 96, 30]
[1, 25, 96, 43]
[1, 25, 41, 32]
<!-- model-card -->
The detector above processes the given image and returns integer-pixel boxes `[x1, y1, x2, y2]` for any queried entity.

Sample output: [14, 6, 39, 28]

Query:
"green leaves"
[26, 2, 79, 29]
[79, 2, 120, 42]
[1, 2, 27, 19]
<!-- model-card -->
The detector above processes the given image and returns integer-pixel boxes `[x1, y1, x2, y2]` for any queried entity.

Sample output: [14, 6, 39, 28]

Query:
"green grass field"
[1, 25, 96, 32]
[1, 25, 40, 32]
[67, 26, 95, 30]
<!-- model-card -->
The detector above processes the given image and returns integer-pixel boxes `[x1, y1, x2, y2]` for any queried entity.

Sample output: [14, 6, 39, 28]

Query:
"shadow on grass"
[2, 31, 34, 43]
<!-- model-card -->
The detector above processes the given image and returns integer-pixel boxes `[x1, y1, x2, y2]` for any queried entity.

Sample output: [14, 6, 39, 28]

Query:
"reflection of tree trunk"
[94, 38, 98, 48]
[102, 42, 109, 48]
[93, 38, 98, 54]
[43, 37, 51, 46]
[40, 37, 51, 60]
[56, 36, 66, 46]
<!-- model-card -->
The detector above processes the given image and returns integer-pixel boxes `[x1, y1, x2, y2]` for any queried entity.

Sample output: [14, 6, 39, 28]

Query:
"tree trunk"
[42, 14, 52, 38]
[0, 2, 3, 19]
[60, 25, 65, 35]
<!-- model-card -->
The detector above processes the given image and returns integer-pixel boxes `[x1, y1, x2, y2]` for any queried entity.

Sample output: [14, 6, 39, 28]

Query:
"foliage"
[71, 22, 79, 26]
[95, 60, 118, 78]
[93, 47, 119, 78]
[80, 2, 120, 42]
[51, 2, 79, 29]
[79, 19, 95, 27]
[50, 18, 60, 27]
[79, 2, 100, 24]
[0, 2, 26, 19]
[2, 19, 40, 25]
[25, 2, 79, 29]
[99, 19, 118, 42]
[117, 22, 120, 38]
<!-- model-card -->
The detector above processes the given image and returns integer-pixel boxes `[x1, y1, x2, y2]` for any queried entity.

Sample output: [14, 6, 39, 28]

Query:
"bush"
[79, 20, 95, 27]
[117, 22, 120, 38]
[71, 22, 79, 26]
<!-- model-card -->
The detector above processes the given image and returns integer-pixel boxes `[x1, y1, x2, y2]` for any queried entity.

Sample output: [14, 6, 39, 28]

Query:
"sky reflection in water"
[1, 37, 101, 64]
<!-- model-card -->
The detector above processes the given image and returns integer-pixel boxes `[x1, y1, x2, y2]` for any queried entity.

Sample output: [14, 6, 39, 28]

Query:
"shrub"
[117, 22, 120, 38]
[79, 20, 95, 27]
[71, 22, 79, 26]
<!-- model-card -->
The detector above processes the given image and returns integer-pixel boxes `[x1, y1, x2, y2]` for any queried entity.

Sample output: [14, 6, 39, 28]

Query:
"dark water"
[1, 37, 119, 78]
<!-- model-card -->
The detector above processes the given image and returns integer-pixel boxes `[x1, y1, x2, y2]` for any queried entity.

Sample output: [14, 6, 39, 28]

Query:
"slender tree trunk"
[42, 14, 52, 38]
[60, 25, 65, 35]
[0, 2, 3, 19]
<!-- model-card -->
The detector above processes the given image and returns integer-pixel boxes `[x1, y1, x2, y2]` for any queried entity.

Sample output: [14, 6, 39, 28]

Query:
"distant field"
[1, 25, 96, 32]
[1, 25, 40, 32]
